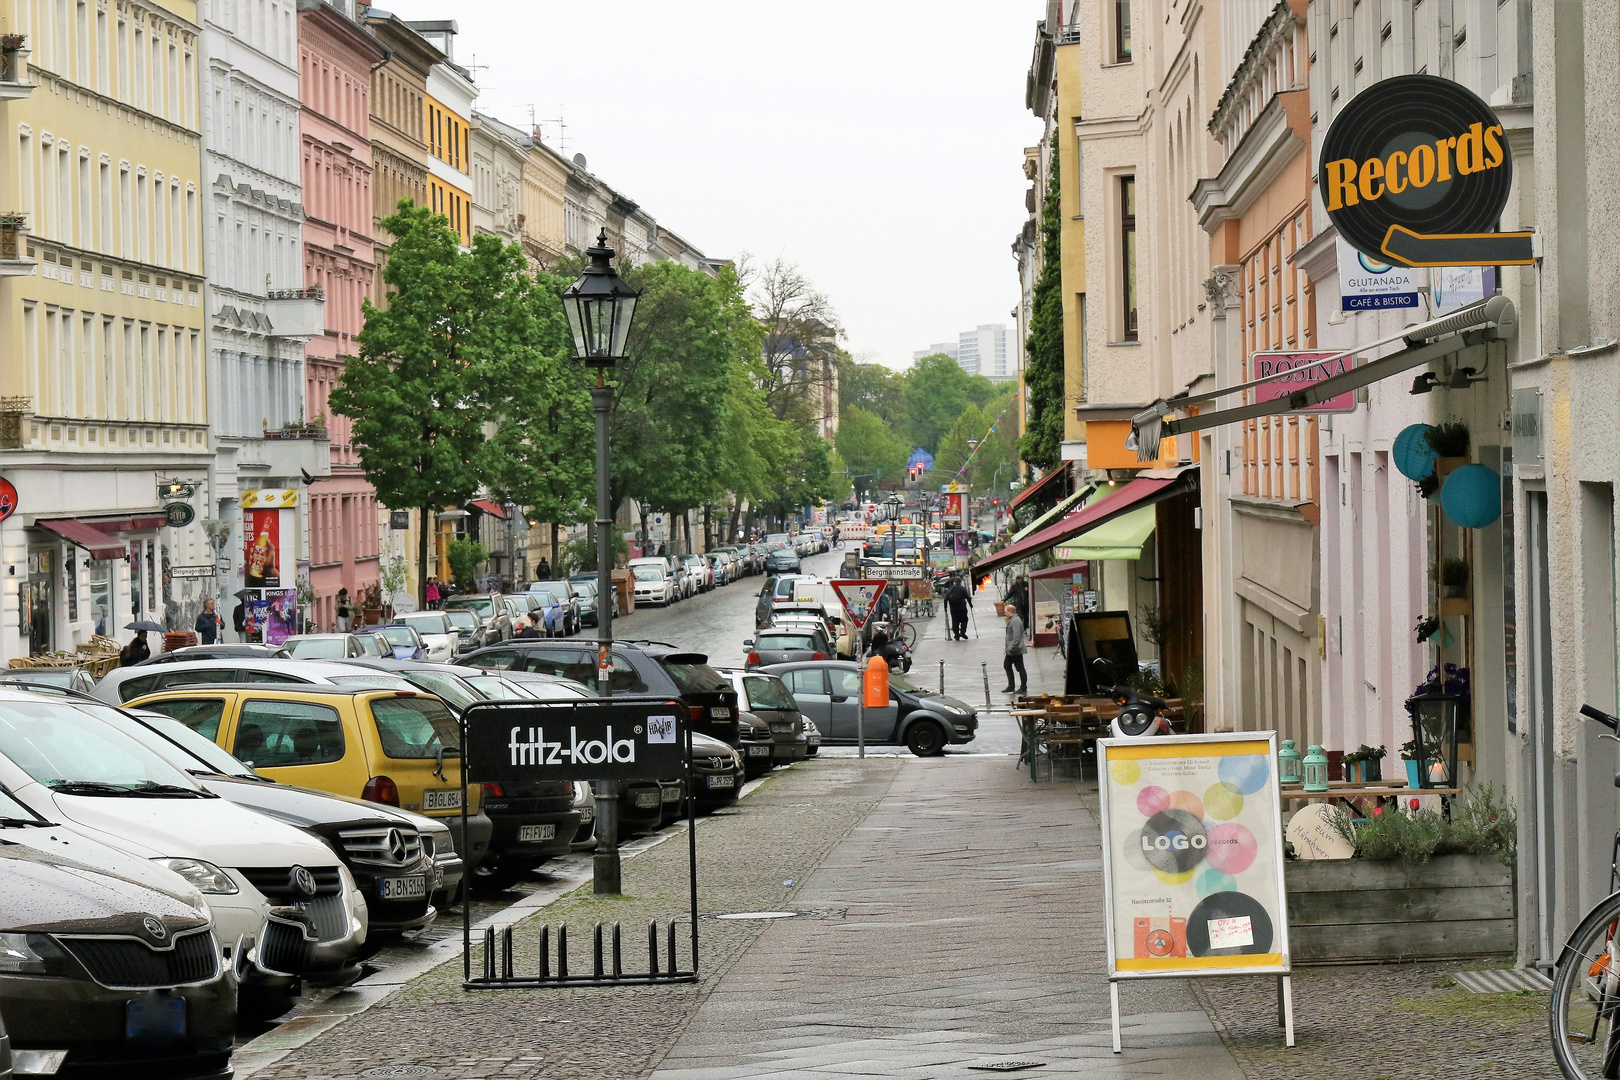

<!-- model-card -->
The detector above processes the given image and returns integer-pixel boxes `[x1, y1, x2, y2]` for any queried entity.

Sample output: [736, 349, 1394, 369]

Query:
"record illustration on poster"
[243, 594, 270, 640]
[1098, 734, 1289, 977]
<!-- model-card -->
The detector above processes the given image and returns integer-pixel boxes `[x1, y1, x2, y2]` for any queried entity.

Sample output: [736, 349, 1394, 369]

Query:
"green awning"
[1009, 488, 1087, 543]
[1053, 504, 1157, 561]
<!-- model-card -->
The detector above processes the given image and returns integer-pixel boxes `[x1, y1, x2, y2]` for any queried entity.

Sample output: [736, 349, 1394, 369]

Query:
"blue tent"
[907, 448, 934, 472]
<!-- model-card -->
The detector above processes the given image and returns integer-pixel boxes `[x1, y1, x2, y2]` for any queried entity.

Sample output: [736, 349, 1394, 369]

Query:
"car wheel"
[470, 855, 541, 895]
[905, 719, 948, 757]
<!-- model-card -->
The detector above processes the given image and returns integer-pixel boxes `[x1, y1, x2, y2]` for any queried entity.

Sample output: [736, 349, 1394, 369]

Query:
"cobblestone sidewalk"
[245, 757, 905, 1080]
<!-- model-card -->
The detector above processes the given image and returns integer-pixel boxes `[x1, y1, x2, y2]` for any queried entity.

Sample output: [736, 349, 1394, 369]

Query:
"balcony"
[0, 214, 36, 277]
[0, 36, 34, 100]
[265, 288, 326, 338]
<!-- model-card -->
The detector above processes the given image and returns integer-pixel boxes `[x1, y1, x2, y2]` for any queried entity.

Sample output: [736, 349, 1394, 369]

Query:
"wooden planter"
[1285, 854, 1515, 963]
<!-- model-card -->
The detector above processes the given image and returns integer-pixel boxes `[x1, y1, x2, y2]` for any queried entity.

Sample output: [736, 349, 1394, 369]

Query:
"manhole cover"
[361, 1068, 435, 1078]
[967, 1063, 1046, 1073]
[711, 911, 800, 920]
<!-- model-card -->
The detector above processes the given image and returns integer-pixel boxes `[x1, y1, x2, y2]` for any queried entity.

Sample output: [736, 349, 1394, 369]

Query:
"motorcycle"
[1091, 658, 1172, 739]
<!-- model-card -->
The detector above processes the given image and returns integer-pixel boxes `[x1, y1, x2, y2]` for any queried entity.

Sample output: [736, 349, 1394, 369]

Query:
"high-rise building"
[913, 325, 1012, 381]
[912, 341, 958, 365]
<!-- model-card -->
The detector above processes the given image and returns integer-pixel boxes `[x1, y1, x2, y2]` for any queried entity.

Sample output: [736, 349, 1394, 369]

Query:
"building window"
[1120, 176, 1137, 341]
[1114, 0, 1132, 62]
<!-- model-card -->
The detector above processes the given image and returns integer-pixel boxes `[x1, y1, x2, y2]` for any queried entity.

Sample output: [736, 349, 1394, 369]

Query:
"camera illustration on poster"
[1098, 733, 1289, 977]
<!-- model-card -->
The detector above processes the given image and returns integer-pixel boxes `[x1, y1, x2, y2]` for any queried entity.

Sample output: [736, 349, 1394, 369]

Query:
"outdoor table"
[1279, 783, 1463, 819]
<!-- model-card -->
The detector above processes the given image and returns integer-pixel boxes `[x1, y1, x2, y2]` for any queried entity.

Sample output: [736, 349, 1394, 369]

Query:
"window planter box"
[1285, 854, 1514, 963]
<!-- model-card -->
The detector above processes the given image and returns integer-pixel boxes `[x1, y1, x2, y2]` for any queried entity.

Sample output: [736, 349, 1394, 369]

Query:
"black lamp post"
[561, 229, 640, 895]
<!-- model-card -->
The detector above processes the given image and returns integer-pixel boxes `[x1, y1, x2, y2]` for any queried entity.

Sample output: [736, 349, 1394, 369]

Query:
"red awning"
[1009, 465, 1070, 510]
[36, 519, 127, 561]
[1031, 560, 1089, 580]
[469, 499, 507, 519]
[976, 470, 1195, 575]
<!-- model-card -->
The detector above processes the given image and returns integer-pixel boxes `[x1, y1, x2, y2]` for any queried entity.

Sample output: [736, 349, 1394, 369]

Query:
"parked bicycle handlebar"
[1581, 704, 1620, 731]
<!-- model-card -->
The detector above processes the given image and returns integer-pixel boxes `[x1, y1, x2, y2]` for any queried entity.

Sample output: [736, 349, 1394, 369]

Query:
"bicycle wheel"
[901, 621, 918, 649]
[1552, 890, 1620, 1079]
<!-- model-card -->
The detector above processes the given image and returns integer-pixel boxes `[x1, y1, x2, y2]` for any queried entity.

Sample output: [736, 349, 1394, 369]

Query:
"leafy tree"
[933, 403, 984, 486]
[333, 201, 520, 605]
[903, 353, 991, 454]
[749, 256, 842, 425]
[1021, 131, 1066, 471]
[446, 539, 488, 589]
[835, 406, 908, 495]
[837, 351, 904, 426]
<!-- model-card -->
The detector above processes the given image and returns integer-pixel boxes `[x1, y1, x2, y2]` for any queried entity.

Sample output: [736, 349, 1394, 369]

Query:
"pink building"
[298, 0, 387, 630]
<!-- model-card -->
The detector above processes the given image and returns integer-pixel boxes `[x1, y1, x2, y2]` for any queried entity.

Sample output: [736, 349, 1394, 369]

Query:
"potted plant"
[1442, 557, 1469, 598]
[1414, 614, 1439, 643]
[1341, 744, 1387, 783]
[1425, 421, 1471, 477]
[1400, 740, 1421, 788]
[360, 582, 385, 625]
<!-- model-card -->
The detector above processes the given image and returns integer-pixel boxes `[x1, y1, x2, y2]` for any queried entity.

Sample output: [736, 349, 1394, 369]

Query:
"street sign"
[390, 510, 410, 530]
[164, 502, 195, 528]
[463, 699, 689, 783]
[830, 579, 887, 630]
[866, 564, 925, 580]
[169, 564, 218, 580]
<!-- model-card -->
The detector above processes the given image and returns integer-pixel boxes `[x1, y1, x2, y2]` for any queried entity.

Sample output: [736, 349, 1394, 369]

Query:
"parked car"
[766, 548, 801, 574]
[744, 627, 833, 668]
[369, 624, 428, 661]
[802, 716, 822, 755]
[517, 589, 567, 637]
[393, 611, 459, 663]
[134, 643, 292, 666]
[119, 684, 492, 882]
[352, 631, 391, 658]
[570, 781, 596, 851]
[0, 668, 96, 694]
[677, 554, 711, 594]
[441, 594, 515, 644]
[0, 690, 369, 1020]
[565, 579, 604, 628]
[690, 732, 745, 810]
[440, 607, 487, 653]
[735, 710, 776, 777]
[0, 787, 237, 1078]
[527, 581, 582, 634]
[629, 562, 676, 607]
[763, 660, 979, 756]
[715, 668, 810, 769]
[283, 633, 369, 660]
[704, 552, 729, 586]
[92, 658, 411, 705]
[317, 658, 487, 716]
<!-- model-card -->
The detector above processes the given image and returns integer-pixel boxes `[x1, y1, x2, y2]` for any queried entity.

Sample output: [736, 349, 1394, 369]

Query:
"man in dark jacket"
[945, 577, 972, 641]
[120, 632, 151, 667]
[195, 599, 224, 645]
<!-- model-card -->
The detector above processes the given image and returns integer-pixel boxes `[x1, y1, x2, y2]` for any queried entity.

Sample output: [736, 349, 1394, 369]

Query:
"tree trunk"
[550, 522, 559, 575]
[703, 505, 712, 553]
[418, 505, 431, 608]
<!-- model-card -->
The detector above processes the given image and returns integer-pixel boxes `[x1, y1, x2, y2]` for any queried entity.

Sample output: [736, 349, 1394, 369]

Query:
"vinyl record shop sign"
[1319, 74, 1532, 268]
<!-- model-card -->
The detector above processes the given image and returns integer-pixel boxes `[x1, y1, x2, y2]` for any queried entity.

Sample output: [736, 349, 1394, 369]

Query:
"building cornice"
[1190, 90, 1306, 232]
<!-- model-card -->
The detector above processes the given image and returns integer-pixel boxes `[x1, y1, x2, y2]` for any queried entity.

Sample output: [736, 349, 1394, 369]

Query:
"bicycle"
[1551, 703, 1620, 1078]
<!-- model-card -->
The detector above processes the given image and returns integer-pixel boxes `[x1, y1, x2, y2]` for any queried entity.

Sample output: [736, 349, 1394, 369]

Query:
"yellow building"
[423, 89, 471, 245]
[0, 0, 211, 661]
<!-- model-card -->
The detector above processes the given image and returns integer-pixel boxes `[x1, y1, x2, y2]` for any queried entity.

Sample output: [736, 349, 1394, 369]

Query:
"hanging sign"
[1336, 237, 1419, 311]
[0, 476, 17, 523]
[169, 564, 218, 580]
[463, 699, 689, 783]
[1319, 74, 1533, 267]
[390, 510, 410, 530]
[1250, 350, 1356, 412]
[829, 579, 887, 630]
[164, 502, 196, 528]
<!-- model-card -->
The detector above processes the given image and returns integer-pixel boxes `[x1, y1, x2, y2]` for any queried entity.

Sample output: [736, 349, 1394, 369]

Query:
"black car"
[0, 788, 236, 1079]
[717, 668, 810, 770]
[690, 732, 744, 809]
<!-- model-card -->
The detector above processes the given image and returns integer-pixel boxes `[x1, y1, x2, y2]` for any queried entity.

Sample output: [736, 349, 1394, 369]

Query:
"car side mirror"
[743, 639, 754, 648]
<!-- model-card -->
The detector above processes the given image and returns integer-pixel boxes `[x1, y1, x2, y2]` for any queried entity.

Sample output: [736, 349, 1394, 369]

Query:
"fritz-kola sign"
[463, 699, 689, 783]
[1319, 74, 1533, 267]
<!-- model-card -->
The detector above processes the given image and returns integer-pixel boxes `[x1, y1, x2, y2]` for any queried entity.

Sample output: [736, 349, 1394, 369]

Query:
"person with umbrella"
[121, 621, 162, 666]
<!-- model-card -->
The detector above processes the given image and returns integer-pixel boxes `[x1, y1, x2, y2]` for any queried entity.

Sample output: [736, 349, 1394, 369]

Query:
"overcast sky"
[372, 1, 1039, 370]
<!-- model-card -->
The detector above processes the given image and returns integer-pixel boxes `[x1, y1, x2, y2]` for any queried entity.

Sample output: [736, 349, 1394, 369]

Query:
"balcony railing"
[1, 35, 34, 99]
[265, 288, 326, 338]
[0, 213, 36, 277]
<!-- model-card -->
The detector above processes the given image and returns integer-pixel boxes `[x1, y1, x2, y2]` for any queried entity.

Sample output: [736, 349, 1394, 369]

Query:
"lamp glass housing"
[560, 231, 640, 367]
[1407, 692, 1462, 789]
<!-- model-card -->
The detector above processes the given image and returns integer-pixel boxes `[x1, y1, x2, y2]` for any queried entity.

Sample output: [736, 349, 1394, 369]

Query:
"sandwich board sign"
[1095, 731, 1293, 1052]
[830, 579, 887, 630]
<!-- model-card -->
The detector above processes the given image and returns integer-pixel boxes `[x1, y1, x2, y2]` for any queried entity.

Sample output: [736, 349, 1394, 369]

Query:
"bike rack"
[466, 919, 696, 989]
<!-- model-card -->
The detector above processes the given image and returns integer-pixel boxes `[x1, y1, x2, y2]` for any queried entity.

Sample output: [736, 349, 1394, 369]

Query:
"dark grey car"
[764, 660, 978, 756]
[744, 628, 832, 669]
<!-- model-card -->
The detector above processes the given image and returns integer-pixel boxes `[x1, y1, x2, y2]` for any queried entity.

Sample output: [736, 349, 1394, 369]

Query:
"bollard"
[539, 924, 550, 980]
[481, 926, 496, 980]
[668, 920, 679, 972]
[939, 657, 945, 696]
[501, 926, 515, 979]
[593, 922, 605, 978]
[612, 922, 623, 979]
[982, 662, 992, 710]
[558, 923, 569, 979]
[648, 920, 659, 976]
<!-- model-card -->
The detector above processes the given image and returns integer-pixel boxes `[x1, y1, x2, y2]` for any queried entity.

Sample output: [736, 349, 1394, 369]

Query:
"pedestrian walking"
[120, 631, 151, 667]
[335, 588, 352, 633]
[1008, 576, 1030, 630]
[425, 577, 440, 609]
[945, 576, 972, 641]
[194, 598, 224, 645]
[232, 599, 246, 642]
[1001, 607, 1028, 694]
[536, 557, 552, 579]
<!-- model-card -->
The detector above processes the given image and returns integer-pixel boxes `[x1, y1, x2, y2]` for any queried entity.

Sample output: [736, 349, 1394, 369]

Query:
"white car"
[394, 611, 459, 663]
[93, 658, 411, 704]
[283, 633, 370, 659]
[0, 689, 369, 1017]
[628, 559, 676, 606]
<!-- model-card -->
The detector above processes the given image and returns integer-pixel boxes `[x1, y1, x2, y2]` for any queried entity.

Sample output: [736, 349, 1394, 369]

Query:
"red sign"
[943, 492, 964, 524]
[0, 477, 16, 523]
[1249, 350, 1357, 413]
[830, 579, 888, 631]
[243, 508, 282, 587]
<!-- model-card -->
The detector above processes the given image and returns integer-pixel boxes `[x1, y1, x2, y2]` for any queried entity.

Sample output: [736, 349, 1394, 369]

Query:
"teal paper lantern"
[1393, 423, 1438, 480]
[1440, 463, 1502, 528]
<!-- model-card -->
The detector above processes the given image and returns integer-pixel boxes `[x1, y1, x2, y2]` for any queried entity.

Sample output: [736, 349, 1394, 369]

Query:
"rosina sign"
[1319, 74, 1533, 268]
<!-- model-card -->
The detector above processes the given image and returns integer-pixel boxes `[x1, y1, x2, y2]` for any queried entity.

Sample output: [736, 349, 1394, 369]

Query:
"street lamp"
[561, 229, 640, 896]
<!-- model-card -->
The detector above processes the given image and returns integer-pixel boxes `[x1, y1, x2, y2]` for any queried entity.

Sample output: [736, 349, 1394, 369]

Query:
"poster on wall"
[1097, 732, 1289, 980]
[943, 492, 964, 525]
[243, 593, 270, 641]
[264, 589, 298, 645]
[242, 489, 298, 589]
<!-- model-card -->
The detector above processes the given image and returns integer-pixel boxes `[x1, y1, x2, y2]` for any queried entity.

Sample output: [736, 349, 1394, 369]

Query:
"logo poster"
[463, 700, 690, 783]
[943, 492, 964, 525]
[1337, 237, 1419, 311]
[243, 593, 270, 640]
[1249, 350, 1356, 413]
[1097, 733, 1290, 979]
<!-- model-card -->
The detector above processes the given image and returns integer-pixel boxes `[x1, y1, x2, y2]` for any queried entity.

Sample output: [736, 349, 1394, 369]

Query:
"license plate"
[707, 775, 736, 789]
[126, 993, 186, 1041]
[423, 789, 462, 810]
[519, 824, 556, 842]
[711, 707, 731, 718]
[578, 807, 594, 823]
[634, 792, 660, 808]
[379, 875, 427, 900]
[747, 746, 771, 757]
[662, 787, 681, 802]
[769, 722, 796, 733]
[433, 867, 445, 889]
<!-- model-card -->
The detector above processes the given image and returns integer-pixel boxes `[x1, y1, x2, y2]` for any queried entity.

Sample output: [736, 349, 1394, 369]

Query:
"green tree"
[835, 406, 908, 495]
[332, 201, 522, 605]
[902, 353, 995, 454]
[837, 351, 904, 426]
[933, 403, 984, 485]
[446, 539, 488, 589]
[1021, 132, 1066, 470]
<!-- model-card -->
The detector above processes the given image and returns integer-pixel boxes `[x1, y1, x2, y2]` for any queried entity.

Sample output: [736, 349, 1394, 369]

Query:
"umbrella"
[234, 590, 253, 600]
[125, 621, 165, 633]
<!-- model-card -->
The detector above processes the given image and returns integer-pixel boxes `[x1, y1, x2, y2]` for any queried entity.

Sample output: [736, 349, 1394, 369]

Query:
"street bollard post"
[939, 657, 945, 696]
[857, 656, 866, 758]
[982, 662, 992, 710]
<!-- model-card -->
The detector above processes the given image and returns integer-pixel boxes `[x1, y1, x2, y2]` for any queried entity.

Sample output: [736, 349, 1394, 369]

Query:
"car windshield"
[369, 696, 461, 759]
[444, 610, 479, 632]
[632, 566, 663, 581]
[0, 670, 80, 689]
[773, 578, 800, 598]
[327, 674, 416, 692]
[0, 785, 42, 823]
[889, 671, 921, 693]
[463, 675, 532, 699]
[133, 712, 260, 779]
[743, 676, 798, 712]
[377, 626, 416, 646]
[285, 636, 349, 658]
[402, 613, 452, 635]
[660, 659, 729, 695]
[0, 698, 204, 794]
[766, 534, 789, 545]
[758, 634, 817, 651]
[444, 597, 493, 618]
[355, 635, 386, 656]
[570, 581, 595, 596]
[401, 671, 481, 712]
